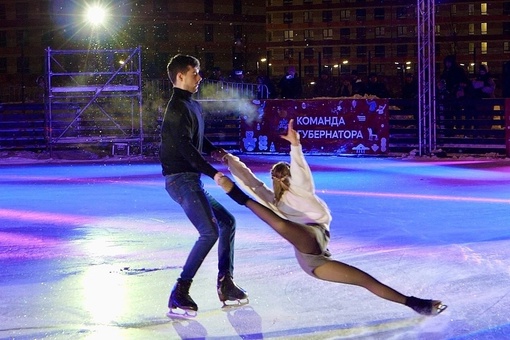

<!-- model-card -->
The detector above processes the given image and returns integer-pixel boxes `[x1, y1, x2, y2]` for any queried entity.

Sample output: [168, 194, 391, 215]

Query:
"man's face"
[178, 66, 202, 93]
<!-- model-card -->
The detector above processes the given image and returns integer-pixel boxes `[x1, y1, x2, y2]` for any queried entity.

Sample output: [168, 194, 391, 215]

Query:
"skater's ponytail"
[271, 162, 291, 203]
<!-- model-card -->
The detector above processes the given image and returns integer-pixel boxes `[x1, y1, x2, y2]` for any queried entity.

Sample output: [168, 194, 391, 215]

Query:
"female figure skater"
[214, 119, 446, 316]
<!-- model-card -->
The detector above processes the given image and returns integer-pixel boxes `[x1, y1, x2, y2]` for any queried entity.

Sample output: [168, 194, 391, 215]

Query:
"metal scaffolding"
[417, 0, 436, 155]
[45, 46, 143, 153]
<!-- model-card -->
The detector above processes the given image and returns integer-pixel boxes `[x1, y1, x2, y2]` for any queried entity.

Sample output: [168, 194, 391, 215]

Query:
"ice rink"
[1, 154, 510, 339]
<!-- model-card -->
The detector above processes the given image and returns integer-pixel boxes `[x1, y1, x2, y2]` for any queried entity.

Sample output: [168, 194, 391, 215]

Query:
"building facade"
[266, 0, 510, 95]
[0, 0, 266, 102]
[2, 0, 510, 101]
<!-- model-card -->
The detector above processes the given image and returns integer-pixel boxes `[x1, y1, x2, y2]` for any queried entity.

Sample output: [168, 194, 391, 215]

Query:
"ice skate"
[217, 274, 249, 308]
[166, 278, 198, 318]
[406, 296, 447, 316]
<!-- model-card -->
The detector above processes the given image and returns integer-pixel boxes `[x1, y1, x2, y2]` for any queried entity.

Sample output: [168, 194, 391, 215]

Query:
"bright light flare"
[85, 4, 108, 27]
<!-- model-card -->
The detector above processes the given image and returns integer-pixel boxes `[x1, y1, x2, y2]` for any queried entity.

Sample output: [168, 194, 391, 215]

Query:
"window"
[396, 45, 408, 57]
[340, 10, 350, 21]
[304, 11, 313, 23]
[284, 30, 294, 41]
[283, 0, 293, 4]
[375, 27, 385, 38]
[16, 3, 28, 20]
[481, 3, 487, 15]
[356, 45, 367, 58]
[154, 24, 168, 41]
[357, 64, 367, 75]
[234, 25, 242, 40]
[505, 2, 510, 15]
[468, 4, 474, 15]
[304, 0, 313, 4]
[469, 23, 475, 35]
[304, 29, 314, 40]
[397, 26, 408, 37]
[396, 7, 407, 19]
[205, 0, 213, 14]
[435, 24, 440, 35]
[469, 42, 475, 55]
[450, 5, 457, 16]
[0, 31, 6, 48]
[374, 45, 385, 58]
[481, 23, 487, 35]
[205, 24, 214, 42]
[323, 47, 333, 59]
[322, 10, 332, 22]
[0, 57, 6, 73]
[481, 42, 487, 54]
[323, 28, 333, 40]
[0, 4, 5, 20]
[267, 14, 272, 24]
[233, 0, 242, 15]
[284, 12, 293, 24]
[340, 46, 350, 58]
[284, 48, 293, 59]
[304, 47, 314, 59]
[504, 42, 510, 53]
[17, 56, 30, 74]
[356, 9, 366, 21]
[340, 28, 350, 39]
[356, 27, 366, 39]
[304, 65, 314, 76]
[204, 52, 214, 71]
[374, 8, 385, 20]
[16, 30, 28, 47]
[503, 22, 510, 35]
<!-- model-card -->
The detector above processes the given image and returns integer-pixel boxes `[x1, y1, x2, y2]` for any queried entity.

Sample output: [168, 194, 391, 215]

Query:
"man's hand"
[214, 172, 234, 193]
[280, 119, 300, 146]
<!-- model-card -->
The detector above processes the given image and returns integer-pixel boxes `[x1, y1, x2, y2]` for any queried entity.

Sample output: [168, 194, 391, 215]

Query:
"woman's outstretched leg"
[244, 200, 322, 255]
[313, 260, 406, 304]
[313, 260, 447, 315]
[221, 180, 321, 254]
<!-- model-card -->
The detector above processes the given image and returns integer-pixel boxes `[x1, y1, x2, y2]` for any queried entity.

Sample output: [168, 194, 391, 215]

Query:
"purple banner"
[241, 98, 390, 154]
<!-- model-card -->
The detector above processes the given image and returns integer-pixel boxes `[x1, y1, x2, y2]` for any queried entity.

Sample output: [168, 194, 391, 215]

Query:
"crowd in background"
[201, 57, 496, 101]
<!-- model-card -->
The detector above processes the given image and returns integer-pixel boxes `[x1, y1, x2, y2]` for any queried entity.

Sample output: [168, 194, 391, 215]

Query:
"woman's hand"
[211, 148, 228, 163]
[280, 119, 300, 146]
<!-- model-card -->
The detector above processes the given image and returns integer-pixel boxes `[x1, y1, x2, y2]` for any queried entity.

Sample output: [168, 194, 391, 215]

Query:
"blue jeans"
[165, 172, 236, 281]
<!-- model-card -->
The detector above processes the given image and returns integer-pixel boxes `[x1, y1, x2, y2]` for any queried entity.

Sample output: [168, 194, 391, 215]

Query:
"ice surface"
[1, 155, 510, 339]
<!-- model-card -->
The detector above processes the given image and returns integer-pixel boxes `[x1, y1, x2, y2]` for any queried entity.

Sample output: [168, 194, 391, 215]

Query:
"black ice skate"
[405, 296, 447, 316]
[167, 278, 198, 318]
[217, 274, 249, 308]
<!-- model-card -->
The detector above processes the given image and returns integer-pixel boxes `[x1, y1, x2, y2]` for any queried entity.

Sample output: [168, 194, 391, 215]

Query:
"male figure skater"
[160, 54, 247, 316]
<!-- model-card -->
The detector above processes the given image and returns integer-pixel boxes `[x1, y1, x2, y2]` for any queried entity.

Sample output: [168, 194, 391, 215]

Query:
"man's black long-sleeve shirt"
[159, 88, 218, 178]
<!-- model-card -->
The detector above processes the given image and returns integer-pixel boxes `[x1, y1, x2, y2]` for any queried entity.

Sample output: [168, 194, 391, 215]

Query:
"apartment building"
[266, 0, 510, 86]
[0, 0, 266, 101]
[2, 0, 510, 101]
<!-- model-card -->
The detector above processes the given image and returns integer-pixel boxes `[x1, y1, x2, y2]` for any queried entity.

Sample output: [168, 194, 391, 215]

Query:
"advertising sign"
[240, 98, 390, 154]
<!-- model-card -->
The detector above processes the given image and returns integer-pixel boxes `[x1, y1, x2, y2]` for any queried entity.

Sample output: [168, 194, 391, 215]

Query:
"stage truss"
[45, 46, 143, 153]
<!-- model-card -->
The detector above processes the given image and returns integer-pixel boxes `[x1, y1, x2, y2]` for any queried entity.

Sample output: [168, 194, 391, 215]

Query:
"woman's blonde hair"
[271, 161, 291, 203]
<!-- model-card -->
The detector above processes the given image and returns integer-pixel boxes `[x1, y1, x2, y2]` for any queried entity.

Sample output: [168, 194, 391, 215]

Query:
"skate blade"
[435, 303, 447, 315]
[221, 298, 249, 309]
[166, 308, 197, 319]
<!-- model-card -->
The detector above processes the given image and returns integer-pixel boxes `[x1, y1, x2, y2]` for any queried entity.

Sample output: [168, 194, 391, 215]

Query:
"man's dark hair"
[167, 54, 200, 84]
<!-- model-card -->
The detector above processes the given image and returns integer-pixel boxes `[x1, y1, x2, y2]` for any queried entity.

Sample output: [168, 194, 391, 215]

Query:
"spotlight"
[85, 4, 107, 27]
